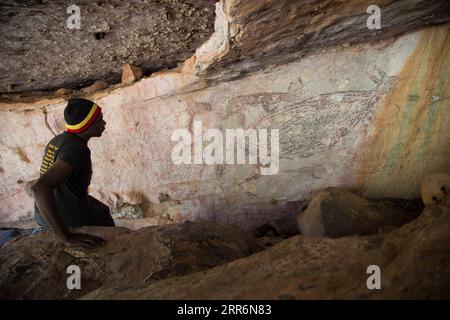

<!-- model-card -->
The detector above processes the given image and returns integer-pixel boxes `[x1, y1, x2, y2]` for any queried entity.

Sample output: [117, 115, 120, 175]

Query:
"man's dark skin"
[31, 113, 107, 248]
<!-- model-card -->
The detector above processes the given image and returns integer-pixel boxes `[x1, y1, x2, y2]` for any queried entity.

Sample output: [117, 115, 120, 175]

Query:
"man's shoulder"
[48, 133, 90, 161]
[48, 132, 88, 150]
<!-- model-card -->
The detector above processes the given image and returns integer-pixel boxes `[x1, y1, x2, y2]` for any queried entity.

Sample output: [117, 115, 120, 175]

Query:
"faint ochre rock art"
[256, 90, 382, 158]
[13, 147, 31, 163]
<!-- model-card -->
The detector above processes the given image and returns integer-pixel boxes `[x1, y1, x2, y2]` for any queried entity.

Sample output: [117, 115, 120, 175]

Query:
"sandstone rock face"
[0, 0, 216, 93]
[1, 23, 448, 231]
[55, 88, 73, 96]
[81, 81, 108, 94]
[121, 64, 144, 85]
[421, 172, 450, 208]
[0, 222, 260, 299]
[297, 188, 419, 237]
[195, 0, 450, 79]
[0, 1, 449, 232]
[83, 196, 450, 300]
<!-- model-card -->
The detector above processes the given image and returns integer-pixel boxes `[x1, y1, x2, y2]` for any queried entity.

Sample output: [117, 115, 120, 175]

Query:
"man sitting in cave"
[31, 98, 114, 248]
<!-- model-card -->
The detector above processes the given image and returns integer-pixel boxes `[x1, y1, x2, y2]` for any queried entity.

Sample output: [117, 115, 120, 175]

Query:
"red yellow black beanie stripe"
[64, 98, 102, 133]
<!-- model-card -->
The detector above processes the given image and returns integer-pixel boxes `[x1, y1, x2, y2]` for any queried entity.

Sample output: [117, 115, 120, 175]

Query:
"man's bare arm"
[31, 160, 104, 247]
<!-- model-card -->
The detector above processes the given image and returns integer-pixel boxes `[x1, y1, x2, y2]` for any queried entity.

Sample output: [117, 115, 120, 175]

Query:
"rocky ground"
[1, 173, 448, 300]
[0, 222, 261, 299]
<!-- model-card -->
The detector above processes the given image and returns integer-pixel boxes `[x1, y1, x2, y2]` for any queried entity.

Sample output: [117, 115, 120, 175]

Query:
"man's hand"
[63, 232, 105, 248]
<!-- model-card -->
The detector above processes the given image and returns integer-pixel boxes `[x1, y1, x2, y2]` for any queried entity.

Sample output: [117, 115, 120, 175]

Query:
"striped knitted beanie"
[64, 98, 102, 133]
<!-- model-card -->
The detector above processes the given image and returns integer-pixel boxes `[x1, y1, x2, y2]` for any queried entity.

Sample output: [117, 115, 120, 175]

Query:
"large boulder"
[297, 188, 420, 237]
[0, 221, 261, 299]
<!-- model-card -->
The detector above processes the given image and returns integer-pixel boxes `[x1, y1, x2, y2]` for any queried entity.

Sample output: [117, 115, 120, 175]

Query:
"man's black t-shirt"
[34, 132, 94, 227]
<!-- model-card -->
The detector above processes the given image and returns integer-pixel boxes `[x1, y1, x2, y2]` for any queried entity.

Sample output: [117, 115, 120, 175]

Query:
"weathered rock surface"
[121, 64, 144, 85]
[297, 188, 420, 237]
[0, 0, 449, 232]
[83, 192, 450, 299]
[0, 222, 261, 299]
[195, 0, 450, 79]
[421, 172, 450, 208]
[1, 23, 448, 231]
[3, 0, 449, 94]
[0, 0, 216, 93]
[81, 81, 108, 94]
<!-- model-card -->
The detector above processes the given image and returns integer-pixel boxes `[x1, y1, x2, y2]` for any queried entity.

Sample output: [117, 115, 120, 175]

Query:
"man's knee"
[88, 197, 115, 226]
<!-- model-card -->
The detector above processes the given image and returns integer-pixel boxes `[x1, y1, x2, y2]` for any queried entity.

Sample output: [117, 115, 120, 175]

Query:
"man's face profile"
[85, 112, 106, 138]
